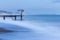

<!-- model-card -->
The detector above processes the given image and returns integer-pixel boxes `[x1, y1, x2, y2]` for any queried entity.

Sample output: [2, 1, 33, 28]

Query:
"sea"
[0, 15, 60, 40]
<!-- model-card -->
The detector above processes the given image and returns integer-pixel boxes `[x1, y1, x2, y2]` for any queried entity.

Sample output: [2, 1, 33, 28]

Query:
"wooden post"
[3, 16, 5, 20]
[21, 12, 23, 21]
[18, 9, 24, 21]
[14, 16, 16, 20]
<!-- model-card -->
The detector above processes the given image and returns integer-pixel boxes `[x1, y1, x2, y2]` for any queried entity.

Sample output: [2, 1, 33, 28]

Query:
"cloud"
[52, 0, 60, 3]
[0, 0, 60, 15]
[24, 0, 60, 15]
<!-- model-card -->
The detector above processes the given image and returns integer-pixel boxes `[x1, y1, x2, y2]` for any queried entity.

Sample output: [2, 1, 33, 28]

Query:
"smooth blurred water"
[0, 15, 60, 40]
[0, 23, 36, 40]
[24, 15, 60, 22]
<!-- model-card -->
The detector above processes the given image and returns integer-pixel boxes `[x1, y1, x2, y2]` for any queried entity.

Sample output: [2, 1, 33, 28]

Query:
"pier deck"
[0, 14, 23, 21]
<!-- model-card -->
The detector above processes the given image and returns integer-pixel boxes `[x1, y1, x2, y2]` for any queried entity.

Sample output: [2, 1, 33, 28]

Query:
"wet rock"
[0, 28, 14, 33]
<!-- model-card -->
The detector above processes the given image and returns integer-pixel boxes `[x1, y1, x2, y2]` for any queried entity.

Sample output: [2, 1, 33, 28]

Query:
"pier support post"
[18, 9, 24, 21]
[21, 14, 22, 21]
[15, 16, 16, 20]
[3, 16, 5, 20]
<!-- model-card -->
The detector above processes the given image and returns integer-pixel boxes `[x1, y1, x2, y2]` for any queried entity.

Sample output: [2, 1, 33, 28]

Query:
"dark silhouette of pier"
[0, 9, 24, 21]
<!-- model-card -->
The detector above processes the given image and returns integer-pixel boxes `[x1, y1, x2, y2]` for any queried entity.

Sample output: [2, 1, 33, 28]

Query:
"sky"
[0, 0, 60, 15]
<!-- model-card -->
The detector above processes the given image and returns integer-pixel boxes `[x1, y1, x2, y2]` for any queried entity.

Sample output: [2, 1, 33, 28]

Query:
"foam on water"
[0, 15, 60, 40]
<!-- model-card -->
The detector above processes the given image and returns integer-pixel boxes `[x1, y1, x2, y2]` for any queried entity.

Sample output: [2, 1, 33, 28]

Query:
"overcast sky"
[0, 0, 60, 15]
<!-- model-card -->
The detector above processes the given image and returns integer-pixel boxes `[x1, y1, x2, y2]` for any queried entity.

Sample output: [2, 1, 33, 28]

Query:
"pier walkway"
[0, 14, 23, 21]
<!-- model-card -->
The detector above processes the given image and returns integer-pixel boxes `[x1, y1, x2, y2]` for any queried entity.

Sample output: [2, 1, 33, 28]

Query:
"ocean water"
[0, 15, 60, 40]
[24, 15, 60, 21]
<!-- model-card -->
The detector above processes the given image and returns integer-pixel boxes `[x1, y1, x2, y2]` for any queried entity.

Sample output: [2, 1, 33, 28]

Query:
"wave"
[0, 19, 60, 40]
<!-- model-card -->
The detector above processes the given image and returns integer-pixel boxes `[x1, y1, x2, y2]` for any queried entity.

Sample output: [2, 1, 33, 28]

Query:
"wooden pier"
[0, 15, 23, 21]
[0, 9, 24, 21]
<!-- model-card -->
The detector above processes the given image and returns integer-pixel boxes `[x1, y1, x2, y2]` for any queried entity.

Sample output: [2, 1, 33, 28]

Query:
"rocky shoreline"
[0, 28, 14, 33]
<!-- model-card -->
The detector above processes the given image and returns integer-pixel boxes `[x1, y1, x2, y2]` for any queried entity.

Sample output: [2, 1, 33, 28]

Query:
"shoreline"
[0, 28, 14, 33]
